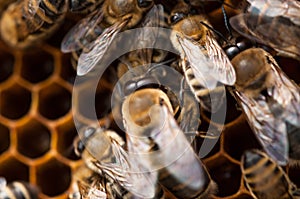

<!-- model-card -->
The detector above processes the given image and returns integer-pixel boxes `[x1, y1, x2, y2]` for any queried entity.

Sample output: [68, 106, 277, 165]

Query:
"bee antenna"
[221, 4, 233, 39]
[200, 21, 229, 44]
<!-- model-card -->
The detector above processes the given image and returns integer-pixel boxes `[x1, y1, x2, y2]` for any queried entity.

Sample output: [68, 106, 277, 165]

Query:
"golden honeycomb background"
[0, 1, 300, 199]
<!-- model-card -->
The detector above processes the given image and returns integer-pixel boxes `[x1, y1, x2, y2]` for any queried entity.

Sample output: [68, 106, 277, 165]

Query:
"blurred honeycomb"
[0, 1, 299, 199]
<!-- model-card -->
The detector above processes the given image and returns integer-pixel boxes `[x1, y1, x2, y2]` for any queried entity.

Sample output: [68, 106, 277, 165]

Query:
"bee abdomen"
[242, 150, 294, 199]
[4, 181, 38, 199]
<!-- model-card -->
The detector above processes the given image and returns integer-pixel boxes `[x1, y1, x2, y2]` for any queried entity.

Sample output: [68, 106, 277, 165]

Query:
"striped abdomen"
[242, 150, 296, 199]
[2, 181, 38, 199]
[183, 61, 225, 112]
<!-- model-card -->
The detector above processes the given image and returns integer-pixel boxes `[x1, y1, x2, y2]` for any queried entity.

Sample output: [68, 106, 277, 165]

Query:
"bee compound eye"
[75, 140, 85, 156]
[225, 45, 240, 60]
[170, 13, 185, 24]
[137, 0, 153, 8]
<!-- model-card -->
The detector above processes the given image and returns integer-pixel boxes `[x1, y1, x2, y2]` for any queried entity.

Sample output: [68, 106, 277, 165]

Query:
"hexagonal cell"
[38, 83, 71, 120]
[201, 90, 242, 125]
[206, 155, 241, 197]
[276, 56, 300, 84]
[223, 119, 261, 161]
[0, 157, 29, 182]
[60, 54, 76, 84]
[36, 158, 71, 197]
[56, 121, 80, 160]
[77, 85, 111, 120]
[288, 166, 300, 187]
[0, 83, 31, 119]
[0, 50, 14, 83]
[0, 123, 10, 155]
[21, 50, 54, 84]
[16, 119, 51, 159]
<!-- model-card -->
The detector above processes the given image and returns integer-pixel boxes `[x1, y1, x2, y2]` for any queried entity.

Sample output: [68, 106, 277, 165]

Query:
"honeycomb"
[0, 1, 299, 199]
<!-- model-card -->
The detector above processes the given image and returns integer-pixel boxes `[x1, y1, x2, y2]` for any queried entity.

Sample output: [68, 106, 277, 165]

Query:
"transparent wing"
[133, 4, 164, 66]
[229, 13, 300, 59]
[77, 180, 107, 199]
[234, 90, 289, 165]
[77, 20, 127, 76]
[205, 31, 236, 85]
[61, 9, 104, 52]
[94, 136, 157, 198]
[246, 0, 300, 25]
[269, 56, 300, 127]
[177, 34, 219, 89]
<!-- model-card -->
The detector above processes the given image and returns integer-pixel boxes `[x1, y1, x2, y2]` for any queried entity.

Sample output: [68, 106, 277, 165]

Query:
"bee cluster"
[0, 0, 299, 199]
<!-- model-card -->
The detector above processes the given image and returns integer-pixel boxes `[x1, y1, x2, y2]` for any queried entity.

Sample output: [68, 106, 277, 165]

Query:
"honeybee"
[229, 0, 300, 61]
[0, 0, 68, 49]
[61, 0, 154, 76]
[111, 3, 200, 136]
[230, 47, 300, 166]
[169, 0, 235, 113]
[0, 177, 39, 199]
[241, 150, 300, 199]
[122, 95, 217, 198]
[73, 124, 162, 198]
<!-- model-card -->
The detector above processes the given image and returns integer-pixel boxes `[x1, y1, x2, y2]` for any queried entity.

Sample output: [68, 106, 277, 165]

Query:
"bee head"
[103, 0, 153, 28]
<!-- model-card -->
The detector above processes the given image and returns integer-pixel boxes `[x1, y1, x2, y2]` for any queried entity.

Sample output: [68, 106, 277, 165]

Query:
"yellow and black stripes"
[242, 150, 296, 199]
[2, 181, 38, 199]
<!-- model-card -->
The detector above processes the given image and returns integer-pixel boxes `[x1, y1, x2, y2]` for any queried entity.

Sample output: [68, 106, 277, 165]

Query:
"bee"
[0, 0, 68, 49]
[241, 149, 300, 199]
[122, 94, 217, 198]
[61, 0, 154, 76]
[169, 0, 235, 113]
[73, 124, 163, 198]
[111, 3, 200, 136]
[0, 177, 39, 199]
[229, 0, 300, 61]
[230, 47, 300, 166]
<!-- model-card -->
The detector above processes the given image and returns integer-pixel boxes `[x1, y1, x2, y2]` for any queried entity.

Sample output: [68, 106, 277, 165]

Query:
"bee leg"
[196, 130, 221, 139]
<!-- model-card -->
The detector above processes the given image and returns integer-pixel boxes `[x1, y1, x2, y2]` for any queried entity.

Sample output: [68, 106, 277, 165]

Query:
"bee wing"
[246, 0, 300, 25]
[234, 90, 289, 165]
[61, 10, 104, 52]
[205, 31, 236, 85]
[77, 20, 127, 76]
[229, 13, 300, 59]
[177, 34, 219, 89]
[110, 140, 158, 198]
[134, 4, 164, 65]
[269, 58, 300, 127]
[77, 180, 107, 199]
